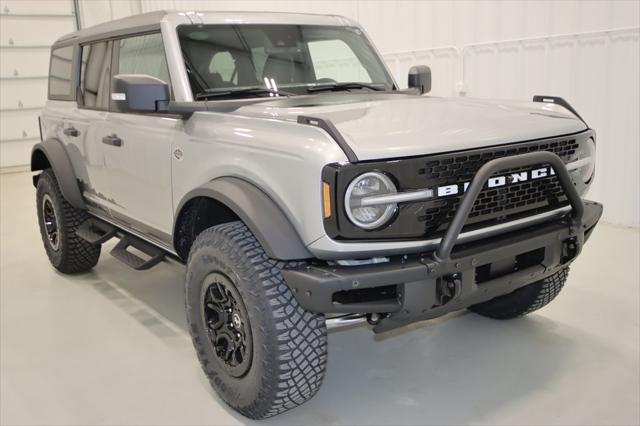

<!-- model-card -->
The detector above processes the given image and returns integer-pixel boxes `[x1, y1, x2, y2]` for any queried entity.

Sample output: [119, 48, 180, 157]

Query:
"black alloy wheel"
[202, 272, 253, 377]
[41, 193, 60, 251]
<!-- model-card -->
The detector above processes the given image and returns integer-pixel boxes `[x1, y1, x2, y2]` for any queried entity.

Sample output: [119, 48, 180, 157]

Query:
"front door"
[99, 32, 179, 243]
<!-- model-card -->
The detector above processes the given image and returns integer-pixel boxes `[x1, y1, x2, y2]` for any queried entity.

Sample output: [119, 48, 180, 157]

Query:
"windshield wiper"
[195, 87, 295, 100]
[307, 82, 387, 93]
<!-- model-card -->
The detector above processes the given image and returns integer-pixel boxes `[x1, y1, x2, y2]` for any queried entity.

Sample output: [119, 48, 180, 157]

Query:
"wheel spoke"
[207, 315, 224, 331]
[234, 346, 244, 364]
[224, 343, 235, 361]
[209, 284, 228, 304]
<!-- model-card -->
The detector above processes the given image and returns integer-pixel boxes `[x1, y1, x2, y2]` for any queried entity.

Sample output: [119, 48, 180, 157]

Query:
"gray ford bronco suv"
[33, 10, 602, 419]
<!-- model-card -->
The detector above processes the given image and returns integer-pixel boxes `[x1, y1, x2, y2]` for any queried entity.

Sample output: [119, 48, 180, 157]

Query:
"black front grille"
[322, 130, 592, 241]
[417, 138, 580, 234]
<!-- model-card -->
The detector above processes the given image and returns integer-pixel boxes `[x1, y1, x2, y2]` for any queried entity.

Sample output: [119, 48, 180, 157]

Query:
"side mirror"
[111, 74, 169, 113]
[408, 65, 431, 94]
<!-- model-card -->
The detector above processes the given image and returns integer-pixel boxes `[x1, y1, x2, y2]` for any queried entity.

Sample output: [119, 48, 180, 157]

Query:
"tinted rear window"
[80, 41, 112, 109]
[48, 46, 74, 99]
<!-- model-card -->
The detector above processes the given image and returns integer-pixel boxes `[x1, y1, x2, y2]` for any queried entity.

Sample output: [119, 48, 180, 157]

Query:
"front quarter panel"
[171, 112, 348, 246]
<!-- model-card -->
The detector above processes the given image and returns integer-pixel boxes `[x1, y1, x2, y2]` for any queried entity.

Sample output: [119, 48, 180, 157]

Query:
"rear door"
[72, 40, 114, 216]
[99, 32, 180, 243]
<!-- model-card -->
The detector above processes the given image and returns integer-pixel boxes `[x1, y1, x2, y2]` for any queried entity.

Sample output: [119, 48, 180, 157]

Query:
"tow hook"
[367, 313, 386, 325]
[437, 274, 461, 306]
[561, 237, 579, 263]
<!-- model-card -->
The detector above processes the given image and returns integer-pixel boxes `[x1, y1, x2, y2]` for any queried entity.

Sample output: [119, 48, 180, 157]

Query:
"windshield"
[177, 24, 395, 98]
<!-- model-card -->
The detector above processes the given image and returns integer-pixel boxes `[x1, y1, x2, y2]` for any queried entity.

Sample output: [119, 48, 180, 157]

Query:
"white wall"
[1, 0, 638, 226]
[0, 0, 76, 169]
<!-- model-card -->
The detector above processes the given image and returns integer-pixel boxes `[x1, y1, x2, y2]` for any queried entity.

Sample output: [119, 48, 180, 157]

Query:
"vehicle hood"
[232, 93, 587, 161]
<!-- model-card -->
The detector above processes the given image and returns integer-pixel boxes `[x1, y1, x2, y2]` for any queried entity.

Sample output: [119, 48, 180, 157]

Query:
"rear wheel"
[185, 221, 327, 419]
[468, 268, 569, 319]
[36, 169, 100, 273]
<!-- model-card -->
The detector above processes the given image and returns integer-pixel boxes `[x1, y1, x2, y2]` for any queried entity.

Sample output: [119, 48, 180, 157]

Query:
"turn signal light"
[322, 182, 332, 218]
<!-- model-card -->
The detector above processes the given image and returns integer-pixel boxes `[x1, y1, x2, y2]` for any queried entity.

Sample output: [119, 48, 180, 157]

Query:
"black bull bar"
[282, 151, 602, 332]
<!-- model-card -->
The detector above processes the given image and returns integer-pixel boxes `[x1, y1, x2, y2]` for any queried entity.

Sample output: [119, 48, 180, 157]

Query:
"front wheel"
[468, 268, 569, 319]
[185, 222, 327, 419]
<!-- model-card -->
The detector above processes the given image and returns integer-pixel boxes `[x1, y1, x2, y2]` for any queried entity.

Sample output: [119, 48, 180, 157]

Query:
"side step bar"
[75, 218, 116, 245]
[76, 217, 165, 271]
[110, 235, 165, 270]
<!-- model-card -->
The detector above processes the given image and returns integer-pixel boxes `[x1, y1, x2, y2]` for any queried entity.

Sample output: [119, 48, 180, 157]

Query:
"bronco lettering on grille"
[436, 166, 556, 198]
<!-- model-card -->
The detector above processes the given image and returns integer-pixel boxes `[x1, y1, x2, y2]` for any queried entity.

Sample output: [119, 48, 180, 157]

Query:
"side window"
[308, 39, 372, 83]
[48, 45, 74, 99]
[117, 33, 171, 91]
[80, 41, 112, 109]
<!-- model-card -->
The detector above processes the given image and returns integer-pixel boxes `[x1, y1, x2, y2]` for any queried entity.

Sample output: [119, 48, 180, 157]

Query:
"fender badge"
[173, 148, 184, 160]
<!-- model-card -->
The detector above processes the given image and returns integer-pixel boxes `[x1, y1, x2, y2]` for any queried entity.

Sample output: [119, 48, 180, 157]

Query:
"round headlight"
[577, 137, 596, 183]
[345, 172, 397, 229]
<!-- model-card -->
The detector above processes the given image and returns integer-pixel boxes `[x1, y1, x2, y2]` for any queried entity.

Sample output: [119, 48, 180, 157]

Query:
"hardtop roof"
[53, 10, 355, 47]
[55, 10, 167, 45]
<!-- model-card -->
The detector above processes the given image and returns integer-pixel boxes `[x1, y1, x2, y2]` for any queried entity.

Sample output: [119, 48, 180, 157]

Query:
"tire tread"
[36, 169, 100, 273]
[469, 268, 568, 319]
[186, 222, 327, 419]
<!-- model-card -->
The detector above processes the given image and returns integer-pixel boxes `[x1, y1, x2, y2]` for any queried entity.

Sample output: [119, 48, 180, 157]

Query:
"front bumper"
[282, 151, 602, 332]
[283, 200, 600, 332]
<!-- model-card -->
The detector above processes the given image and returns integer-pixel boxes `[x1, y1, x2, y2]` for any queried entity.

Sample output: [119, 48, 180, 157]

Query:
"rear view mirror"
[408, 65, 431, 94]
[111, 74, 169, 113]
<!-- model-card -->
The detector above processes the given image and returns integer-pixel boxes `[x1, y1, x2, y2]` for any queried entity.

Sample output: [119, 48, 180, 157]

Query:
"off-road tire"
[36, 169, 100, 273]
[185, 221, 328, 419]
[468, 268, 569, 319]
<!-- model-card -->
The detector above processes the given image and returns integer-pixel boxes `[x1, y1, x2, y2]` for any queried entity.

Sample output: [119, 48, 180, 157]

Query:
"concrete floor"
[1, 171, 638, 426]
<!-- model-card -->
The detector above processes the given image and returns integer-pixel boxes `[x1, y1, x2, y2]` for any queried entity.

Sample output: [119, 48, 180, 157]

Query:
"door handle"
[63, 127, 79, 137]
[102, 134, 123, 147]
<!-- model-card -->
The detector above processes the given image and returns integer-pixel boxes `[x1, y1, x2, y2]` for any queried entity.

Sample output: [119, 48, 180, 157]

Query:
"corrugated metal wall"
[461, 28, 639, 227]
[78, 0, 140, 28]
[382, 25, 639, 227]
[1, 0, 638, 226]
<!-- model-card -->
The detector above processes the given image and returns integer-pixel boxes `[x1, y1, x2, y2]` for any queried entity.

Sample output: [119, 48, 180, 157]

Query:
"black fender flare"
[174, 177, 312, 260]
[31, 139, 86, 210]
